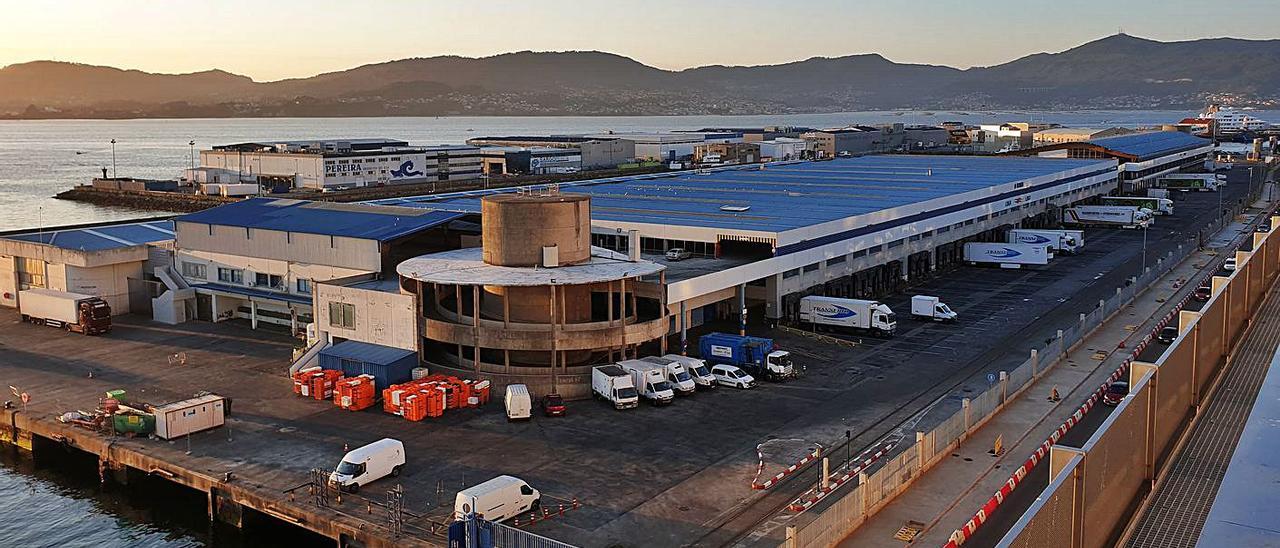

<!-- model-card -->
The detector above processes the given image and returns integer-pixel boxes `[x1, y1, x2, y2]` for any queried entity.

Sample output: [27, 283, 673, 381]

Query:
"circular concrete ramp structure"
[398, 192, 668, 399]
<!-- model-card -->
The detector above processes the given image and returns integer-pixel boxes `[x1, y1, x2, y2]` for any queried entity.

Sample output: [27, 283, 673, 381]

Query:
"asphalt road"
[956, 168, 1263, 548]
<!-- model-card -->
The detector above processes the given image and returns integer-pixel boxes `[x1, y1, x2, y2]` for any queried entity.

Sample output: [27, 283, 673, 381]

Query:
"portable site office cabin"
[154, 394, 226, 440]
[319, 340, 417, 392]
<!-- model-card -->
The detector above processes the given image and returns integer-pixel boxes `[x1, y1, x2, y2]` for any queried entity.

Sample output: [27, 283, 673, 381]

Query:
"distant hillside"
[3, 34, 1278, 118]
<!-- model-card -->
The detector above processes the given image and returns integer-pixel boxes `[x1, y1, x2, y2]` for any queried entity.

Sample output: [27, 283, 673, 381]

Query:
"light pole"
[189, 140, 196, 171]
[1141, 221, 1148, 276]
[110, 138, 117, 178]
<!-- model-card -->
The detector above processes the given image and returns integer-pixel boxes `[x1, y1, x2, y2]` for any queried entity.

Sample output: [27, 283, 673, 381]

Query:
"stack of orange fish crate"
[334, 374, 377, 411]
[293, 368, 344, 401]
[380, 375, 486, 421]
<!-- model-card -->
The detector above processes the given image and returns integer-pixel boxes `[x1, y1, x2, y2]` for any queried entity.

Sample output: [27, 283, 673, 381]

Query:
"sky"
[0, 0, 1276, 81]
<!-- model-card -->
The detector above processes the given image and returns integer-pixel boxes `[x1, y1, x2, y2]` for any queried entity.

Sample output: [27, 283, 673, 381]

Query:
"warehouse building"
[380, 155, 1119, 342]
[0, 219, 175, 315]
[166, 198, 475, 332]
[755, 137, 809, 160]
[1010, 130, 1213, 192]
[584, 132, 741, 162]
[694, 142, 760, 165]
[189, 139, 483, 191]
[802, 124, 949, 157]
[1033, 127, 1134, 145]
[466, 136, 636, 169]
[478, 147, 583, 175]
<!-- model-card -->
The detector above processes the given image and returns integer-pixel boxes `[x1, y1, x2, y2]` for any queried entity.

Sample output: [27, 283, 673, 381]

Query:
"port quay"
[2, 125, 1279, 548]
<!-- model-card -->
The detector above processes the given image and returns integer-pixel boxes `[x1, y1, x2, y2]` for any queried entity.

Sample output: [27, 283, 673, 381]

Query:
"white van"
[504, 384, 532, 421]
[662, 354, 716, 389]
[329, 438, 405, 493]
[454, 475, 541, 522]
[712, 364, 756, 389]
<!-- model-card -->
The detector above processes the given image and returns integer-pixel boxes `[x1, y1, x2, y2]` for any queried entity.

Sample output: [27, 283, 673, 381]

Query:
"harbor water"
[3, 110, 1274, 231]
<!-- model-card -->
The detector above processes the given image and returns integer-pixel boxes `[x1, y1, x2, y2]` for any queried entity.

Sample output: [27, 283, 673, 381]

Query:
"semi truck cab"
[870, 303, 897, 335]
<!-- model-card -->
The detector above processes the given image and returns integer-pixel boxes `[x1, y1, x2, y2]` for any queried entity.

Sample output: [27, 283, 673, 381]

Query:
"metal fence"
[784, 206, 1244, 547]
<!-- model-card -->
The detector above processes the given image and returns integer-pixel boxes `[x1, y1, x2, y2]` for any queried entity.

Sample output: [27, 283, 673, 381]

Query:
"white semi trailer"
[1009, 229, 1083, 254]
[797, 296, 896, 337]
[1063, 206, 1152, 229]
[964, 242, 1051, 268]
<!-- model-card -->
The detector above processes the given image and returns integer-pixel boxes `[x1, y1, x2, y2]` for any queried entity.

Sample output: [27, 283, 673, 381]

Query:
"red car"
[1193, 285, 1212, 302]
[1102, 381, 1129, 406]
[541, 394, 566, 417]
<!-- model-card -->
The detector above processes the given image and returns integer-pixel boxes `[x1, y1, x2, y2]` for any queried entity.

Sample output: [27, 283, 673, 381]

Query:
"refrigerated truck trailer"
[797, 296, 897, 337]
[1063, 206, 1152, 229]
[1008, 229, 1083, 254]
[18, 288, 111, 335]
[1101, 196, 1174, 215]
[964, 242, 1051, 268]
[1157, 173, 1220, 192]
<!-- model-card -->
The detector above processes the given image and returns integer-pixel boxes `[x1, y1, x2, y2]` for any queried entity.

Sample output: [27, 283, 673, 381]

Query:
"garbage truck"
[698, 332, 795, 381]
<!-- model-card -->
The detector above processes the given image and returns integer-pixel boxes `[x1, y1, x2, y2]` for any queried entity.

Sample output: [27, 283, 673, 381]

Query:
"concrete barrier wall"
[1196, 288, 1226, 399]
[1077, 370, 1153, 548]
[1004, 450, 1083, 548]
[1001, 211, 1280, 548]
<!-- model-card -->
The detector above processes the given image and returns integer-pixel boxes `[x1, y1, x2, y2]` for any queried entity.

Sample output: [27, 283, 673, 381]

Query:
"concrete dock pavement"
[835, 221, 1244, 548]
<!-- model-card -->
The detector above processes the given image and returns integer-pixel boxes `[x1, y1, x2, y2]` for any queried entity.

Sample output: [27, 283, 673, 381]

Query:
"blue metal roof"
[1088, 131, 1210, 161]
[1195, 346, 1280, 547]
[374, 156, 1114, 235]
[176, 198, 465, 242]
[319, 340, 416, 366]
[1, 220, 174, 251]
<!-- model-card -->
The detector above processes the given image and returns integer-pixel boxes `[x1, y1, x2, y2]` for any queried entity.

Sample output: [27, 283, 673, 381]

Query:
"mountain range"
[3, 34, 1278, 119]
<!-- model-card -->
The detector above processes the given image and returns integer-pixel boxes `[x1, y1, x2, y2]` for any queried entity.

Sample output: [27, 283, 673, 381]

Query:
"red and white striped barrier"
[752, 445, 821, 490]
[945, 288, 1193, 547]
[788, 438, 899, 512]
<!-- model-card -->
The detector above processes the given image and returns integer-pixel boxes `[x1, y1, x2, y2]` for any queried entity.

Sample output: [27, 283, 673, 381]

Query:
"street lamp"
[1141, 221, 1149, 276]
[845, 430, 851, 465]
[189, 140, 196, 171]
[109, 138, 117, 178]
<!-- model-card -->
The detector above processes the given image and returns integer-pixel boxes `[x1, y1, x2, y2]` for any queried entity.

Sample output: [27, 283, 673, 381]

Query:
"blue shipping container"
[318, 340, 417, 392]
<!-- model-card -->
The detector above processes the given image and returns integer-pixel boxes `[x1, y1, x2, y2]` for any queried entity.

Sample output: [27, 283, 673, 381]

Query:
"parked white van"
[454, 475, 541, 522]
[639, 356, 696, 395]
[661, 354, 716, 389]
[504, 384, 532, 421]
[329, 438, 405, 493]
[711, 364, 756, 389]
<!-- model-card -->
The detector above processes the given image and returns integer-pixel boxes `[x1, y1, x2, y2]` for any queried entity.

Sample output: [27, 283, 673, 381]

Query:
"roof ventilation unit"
[720, 205, 751, 212]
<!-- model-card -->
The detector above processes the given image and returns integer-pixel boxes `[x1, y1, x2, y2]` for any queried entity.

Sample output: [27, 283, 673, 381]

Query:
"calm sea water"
[2, 110, 1272, 231]
[0, 110, 1270, 546]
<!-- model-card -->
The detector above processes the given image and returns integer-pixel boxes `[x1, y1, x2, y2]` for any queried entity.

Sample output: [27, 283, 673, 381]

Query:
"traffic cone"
[1048, 386, 1061, 402]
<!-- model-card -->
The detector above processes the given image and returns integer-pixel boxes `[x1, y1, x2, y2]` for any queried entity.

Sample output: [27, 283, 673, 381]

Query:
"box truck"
[1008, 229, 1083, 254]
[911, 295, 958, 322]
[1101, 196, 1174, 215]
[797, 296, 897, 337]
[1157, 173, 1219, 192]
[618, 360, 675, 406]
[504, 384, 532, 421]
[698, 332, 795, 381]
[592, 365, 640, 410]
[964, 242, 1051, 268]
[18, 288, 111, 335]
[1062, 206, 1152, 228]
[660, 354, 717, 389]
[639, 356, 697, 395]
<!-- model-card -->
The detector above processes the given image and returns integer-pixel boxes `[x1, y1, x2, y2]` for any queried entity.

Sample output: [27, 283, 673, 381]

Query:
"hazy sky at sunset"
[1, 0, 1275, 80]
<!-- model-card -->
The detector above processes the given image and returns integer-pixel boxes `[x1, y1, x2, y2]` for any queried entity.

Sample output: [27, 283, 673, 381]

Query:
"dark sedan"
[1102, 381, 1130, 406]
[1157, 326, 1179, 344]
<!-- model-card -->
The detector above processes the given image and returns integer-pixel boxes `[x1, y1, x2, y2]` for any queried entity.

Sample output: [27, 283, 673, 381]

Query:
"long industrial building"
[375, 154, 1120, 341]
[1013, 130, 1212, 192]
